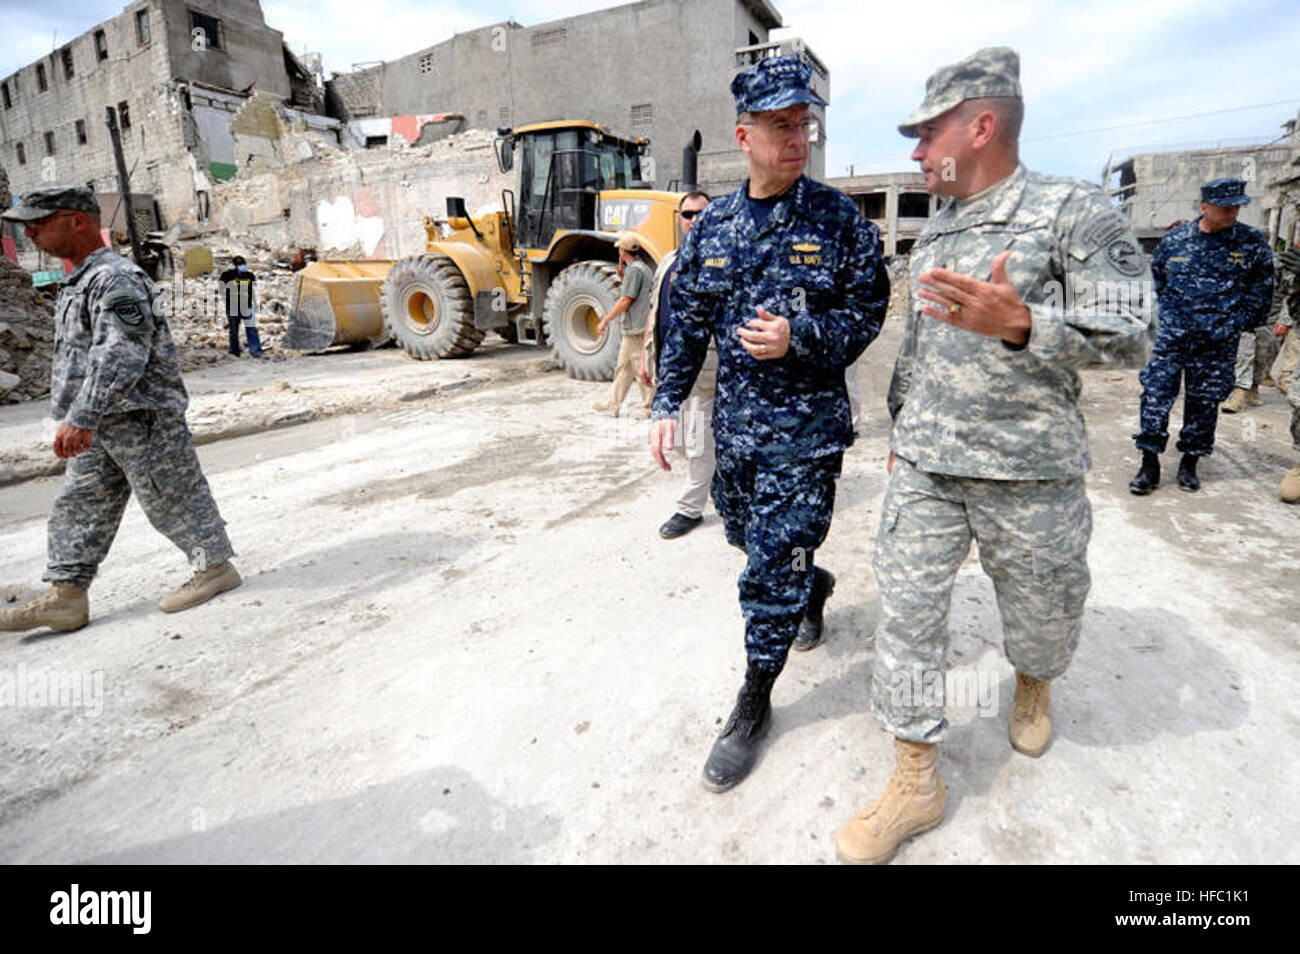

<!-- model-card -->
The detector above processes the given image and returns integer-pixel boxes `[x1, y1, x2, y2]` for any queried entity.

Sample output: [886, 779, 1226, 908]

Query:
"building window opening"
[118, 100, 131, 129]
[898, 192, 931, 218]
[136, 10, 151, 45]
[95, 30, 109, 61]
[61, 48, 75, 79]
[16, 142, 26, 165]
[2, 81, 10, 110]
[859, 193, 886, 219]
[44, 131, 56, 156]
[189, 11, 223, 51]
[76, 119, 88, 145]
[36, 63, 48, 92]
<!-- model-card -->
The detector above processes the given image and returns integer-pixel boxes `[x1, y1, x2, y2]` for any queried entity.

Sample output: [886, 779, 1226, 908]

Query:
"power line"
[1025, 99, 1300, 143]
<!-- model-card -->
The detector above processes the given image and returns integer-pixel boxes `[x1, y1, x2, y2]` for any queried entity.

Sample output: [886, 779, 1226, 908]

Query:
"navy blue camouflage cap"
[2, 185, 100, 221]
[899, 47, 1022, 137]
[731, 53, 825, 116]
[1201, 178, 1251, 207]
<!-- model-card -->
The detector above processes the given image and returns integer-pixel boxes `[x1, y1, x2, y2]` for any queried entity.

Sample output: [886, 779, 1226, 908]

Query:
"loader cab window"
[516, 128, 644, 250]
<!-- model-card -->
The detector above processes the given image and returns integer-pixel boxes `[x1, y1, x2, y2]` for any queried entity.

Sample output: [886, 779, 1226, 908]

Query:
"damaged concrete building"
[0, 0, 328, 238]
[1265, 110, 1300, 249]
[826, 172, 937, 258]
[326, 0, 829, 195]
[1106, 141, 1297, 250]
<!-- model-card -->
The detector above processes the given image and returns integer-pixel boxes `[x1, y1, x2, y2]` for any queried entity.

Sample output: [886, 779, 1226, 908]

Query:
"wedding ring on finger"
[948, 302, 962, 315]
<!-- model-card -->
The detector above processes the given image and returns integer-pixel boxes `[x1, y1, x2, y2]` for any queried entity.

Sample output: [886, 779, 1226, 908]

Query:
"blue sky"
[4, 0, 1298, 181]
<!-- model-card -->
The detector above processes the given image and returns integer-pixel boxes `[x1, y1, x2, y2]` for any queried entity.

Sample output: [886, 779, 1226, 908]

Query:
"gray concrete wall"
[324, 0, 827, 196]
[162, 0, 289, 99]
[1120, 144, 1294, 240]
[212, 134, 511, 259]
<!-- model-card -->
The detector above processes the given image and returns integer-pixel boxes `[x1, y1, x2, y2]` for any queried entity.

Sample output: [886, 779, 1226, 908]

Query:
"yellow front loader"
[286, 121, 688, 380]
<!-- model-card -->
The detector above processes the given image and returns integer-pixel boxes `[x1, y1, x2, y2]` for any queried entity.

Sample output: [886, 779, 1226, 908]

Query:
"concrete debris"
[210, 127, 510, 260]
[0, 253, 303, 405]
[0, 258, 56, 404]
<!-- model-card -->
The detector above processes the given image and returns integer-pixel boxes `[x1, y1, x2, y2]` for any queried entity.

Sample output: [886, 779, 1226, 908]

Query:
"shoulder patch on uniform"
[100, 287, 155, 336]
[1105, 238, 1145, 276]
[1082, 211, 1130, 250]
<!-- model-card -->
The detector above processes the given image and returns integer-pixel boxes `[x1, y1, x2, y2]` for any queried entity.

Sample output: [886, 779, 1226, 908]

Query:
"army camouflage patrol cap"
[731, 53, 825, 116]
[1201, 178, 1251, 207]
[2, 185, 100, 221]
[899, 47, 1022, 137]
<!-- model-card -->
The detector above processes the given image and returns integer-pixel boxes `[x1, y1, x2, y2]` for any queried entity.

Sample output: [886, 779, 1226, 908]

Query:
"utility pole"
[105, 105, 152, 277]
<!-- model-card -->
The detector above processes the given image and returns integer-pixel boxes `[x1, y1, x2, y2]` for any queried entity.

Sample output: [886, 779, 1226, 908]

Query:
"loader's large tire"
[542, 261, 622, 381]
[381, 255, 484, 360]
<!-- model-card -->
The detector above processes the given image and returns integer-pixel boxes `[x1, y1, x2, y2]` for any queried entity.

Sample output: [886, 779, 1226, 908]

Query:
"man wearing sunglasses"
[650, 54, 890, 792]
[0, 187, 240, 635]
[642, 190, 714, 540]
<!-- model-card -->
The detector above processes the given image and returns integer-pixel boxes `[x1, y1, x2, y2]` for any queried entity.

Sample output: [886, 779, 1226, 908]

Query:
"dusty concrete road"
[1, 322, 1297, 863]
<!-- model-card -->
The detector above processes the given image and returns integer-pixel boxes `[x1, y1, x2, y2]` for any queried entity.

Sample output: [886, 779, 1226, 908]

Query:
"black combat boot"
[1177, 453, 1200, 491]
[793, 566, 836, 651]
[1128, 451, 1160, 495]
[702, 664, 778, 792]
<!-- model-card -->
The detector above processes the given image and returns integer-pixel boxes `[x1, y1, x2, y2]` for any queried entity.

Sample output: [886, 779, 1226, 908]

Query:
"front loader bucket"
[284, 260, 396, 351]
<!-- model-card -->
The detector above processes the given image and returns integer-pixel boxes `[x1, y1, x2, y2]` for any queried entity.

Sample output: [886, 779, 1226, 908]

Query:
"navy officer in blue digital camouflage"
[649, 54, 891, 791]
[1130, 177, 1274, 493]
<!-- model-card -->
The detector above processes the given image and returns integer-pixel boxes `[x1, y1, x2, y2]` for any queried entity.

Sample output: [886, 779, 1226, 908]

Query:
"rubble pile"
[211, 126, 509, 259]
[0, 251, 305, 403]
[163, 265, 299, 359]
[0, 258, 55, 403]
[886, 257, 911, 319]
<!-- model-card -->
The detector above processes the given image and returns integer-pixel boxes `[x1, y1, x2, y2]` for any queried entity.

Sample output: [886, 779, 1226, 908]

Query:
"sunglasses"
[679, 209, 702, 220]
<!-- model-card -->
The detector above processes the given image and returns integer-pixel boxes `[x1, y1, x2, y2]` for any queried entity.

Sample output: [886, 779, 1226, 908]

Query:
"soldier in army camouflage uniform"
[1129, 179, 1274, 493]
[0, 187, 241, 636]
[649, 55, 890, 792]
[1279, 261, 1300, 502]
[1270, 244, 1300, 395]
[835, 48, 1154, 865]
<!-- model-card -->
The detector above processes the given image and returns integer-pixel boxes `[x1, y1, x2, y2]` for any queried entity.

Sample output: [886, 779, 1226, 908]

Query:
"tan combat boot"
[1010, 671, 1052, 757]
[836, 739, 946, 864]
[0, 585, 89, 633]
[1221, 388, 1247, 413]
[159, 561, 242, 613]
[1245, 386, 1263, 407]
[1280, 466, 1300, 504]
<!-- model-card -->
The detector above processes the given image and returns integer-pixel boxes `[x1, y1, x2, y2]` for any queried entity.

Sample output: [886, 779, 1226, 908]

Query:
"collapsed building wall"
[211, 128, 511, 260]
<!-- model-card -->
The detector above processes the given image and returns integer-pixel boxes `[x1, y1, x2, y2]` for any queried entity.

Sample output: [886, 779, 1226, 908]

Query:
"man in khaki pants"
[594, 232, 655, 417]
[642, 191, 715, 538]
